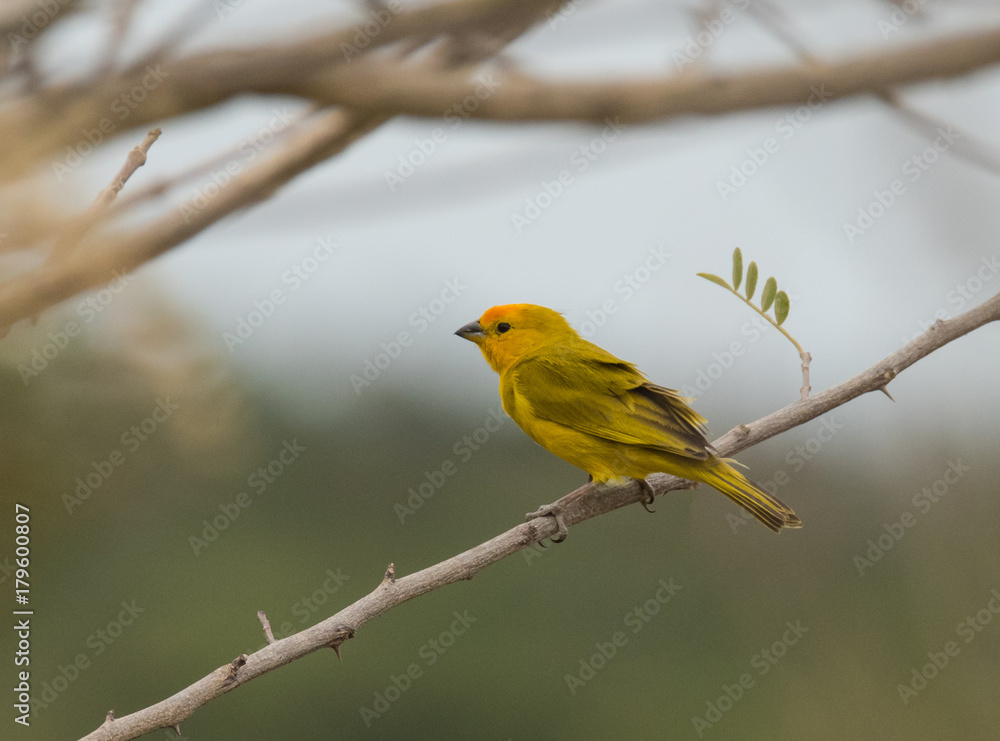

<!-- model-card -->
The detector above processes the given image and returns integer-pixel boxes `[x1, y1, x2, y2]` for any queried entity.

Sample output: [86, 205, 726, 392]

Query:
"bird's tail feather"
[702, 461, 802, 533]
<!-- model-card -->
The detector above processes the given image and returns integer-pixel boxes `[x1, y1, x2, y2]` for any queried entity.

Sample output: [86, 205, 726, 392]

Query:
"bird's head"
[455, 304, 577, 374]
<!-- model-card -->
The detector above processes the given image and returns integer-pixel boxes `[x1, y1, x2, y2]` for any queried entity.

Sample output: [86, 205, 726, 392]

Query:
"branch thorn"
[328, 624, 356, 660]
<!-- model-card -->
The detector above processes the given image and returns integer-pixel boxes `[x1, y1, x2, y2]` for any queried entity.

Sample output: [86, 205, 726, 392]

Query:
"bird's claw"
[526, 504, 569, 543]
[638, 478, 656, 513]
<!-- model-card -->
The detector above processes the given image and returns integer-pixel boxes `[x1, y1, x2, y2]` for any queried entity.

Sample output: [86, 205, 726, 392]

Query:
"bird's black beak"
[454, 320, 484, 341]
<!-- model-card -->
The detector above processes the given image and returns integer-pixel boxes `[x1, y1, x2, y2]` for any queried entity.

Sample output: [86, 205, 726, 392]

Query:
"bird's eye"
[496, 322, 511, 334]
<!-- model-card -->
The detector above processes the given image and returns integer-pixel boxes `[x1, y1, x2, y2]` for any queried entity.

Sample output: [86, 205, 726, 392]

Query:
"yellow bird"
[455, 304, 801, 535]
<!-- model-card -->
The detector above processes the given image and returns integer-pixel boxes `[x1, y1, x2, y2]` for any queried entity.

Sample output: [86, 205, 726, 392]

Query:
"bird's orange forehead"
[479, 304, 528, 326]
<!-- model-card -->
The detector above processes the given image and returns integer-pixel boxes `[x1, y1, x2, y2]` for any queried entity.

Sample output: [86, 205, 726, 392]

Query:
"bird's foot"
[525, 483, 592, 543]
[525, 503, 569, 543]
[638, 478, 656, 513]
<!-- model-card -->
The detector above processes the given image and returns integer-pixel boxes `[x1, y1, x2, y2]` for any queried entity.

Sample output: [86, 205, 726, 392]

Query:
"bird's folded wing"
[511, 346, 712, 459]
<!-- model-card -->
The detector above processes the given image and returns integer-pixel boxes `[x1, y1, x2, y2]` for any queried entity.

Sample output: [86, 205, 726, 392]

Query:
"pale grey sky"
[36, 0, 1000, 434]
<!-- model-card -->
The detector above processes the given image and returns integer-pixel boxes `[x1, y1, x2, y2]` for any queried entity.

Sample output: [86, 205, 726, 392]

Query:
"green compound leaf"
[761, 277, 777, 312]
[732, 248, 743, 292]
[745, 261, 759, 300]
[697, 273, 731, 290]
[775, 291, 790, 326]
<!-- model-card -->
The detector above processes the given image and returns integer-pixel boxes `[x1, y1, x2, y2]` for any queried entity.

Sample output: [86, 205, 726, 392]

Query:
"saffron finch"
[455, 304, 801, 534]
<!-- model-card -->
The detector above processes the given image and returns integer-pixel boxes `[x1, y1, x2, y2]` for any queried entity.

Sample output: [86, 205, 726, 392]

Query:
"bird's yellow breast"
[500, 364, 676, 484]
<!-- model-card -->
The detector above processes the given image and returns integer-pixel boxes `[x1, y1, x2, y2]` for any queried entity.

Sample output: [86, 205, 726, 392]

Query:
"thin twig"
[701, 270, 812, 399]
[45, 128, 161, 265]
[256, 611, 275, 644]
[76, 290, 1000, 741]
[729, 287, 805, 358]
[92, 128, 162, 210]
[799, 351, 812, 400]
[4, 128, 161, 335]
[108, 109, 315, 218]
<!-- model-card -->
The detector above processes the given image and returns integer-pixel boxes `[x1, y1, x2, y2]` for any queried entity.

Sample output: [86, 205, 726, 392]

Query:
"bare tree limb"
[77, 288, 1000, 741]
[292, 24, 1000, 122]
[3, 17, 1000, 179]
[0, 0, 560, 178]
[749, 0, 1000, 178]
